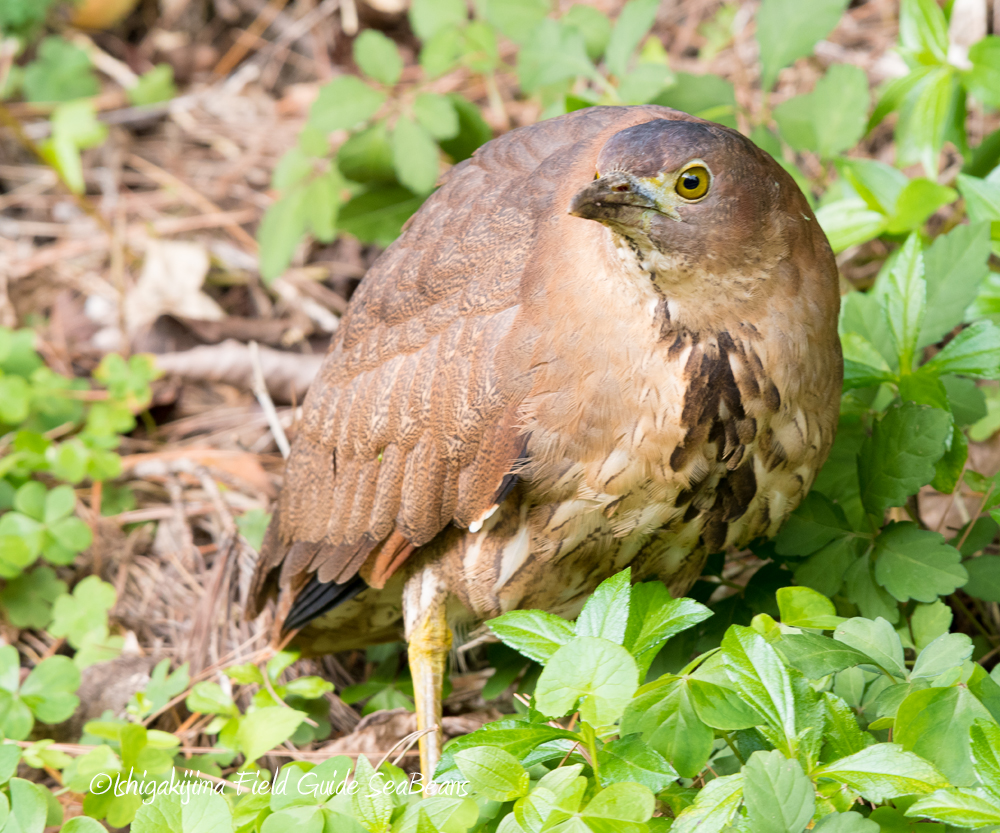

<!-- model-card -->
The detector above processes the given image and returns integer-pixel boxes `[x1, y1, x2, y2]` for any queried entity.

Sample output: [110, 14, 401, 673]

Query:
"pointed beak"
[569, 172, 681, 223]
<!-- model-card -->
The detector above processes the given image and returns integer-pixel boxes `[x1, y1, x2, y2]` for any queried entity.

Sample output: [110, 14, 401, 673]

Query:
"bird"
[247, 104, 843, 779]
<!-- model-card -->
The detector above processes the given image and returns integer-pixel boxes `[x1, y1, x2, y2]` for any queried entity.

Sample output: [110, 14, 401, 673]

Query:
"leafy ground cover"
[3, 0, 1000, 830]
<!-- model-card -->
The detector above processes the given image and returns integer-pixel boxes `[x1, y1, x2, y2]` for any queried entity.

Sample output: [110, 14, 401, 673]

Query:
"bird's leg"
[403, 567, 452, 784]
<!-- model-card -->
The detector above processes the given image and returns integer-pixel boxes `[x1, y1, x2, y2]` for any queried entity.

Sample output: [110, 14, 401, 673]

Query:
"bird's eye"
[675, 166, 710, 200]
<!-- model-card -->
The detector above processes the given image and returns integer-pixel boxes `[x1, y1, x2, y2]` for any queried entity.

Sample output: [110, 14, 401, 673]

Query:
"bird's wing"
[248, 104, 695, 617]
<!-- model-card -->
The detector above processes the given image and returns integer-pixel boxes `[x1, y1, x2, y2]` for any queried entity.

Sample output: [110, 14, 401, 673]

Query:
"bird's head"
[569, 118, 801, 285]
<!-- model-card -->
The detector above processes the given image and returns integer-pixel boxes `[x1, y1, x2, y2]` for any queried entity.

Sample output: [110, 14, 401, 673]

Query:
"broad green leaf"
[353, 30, 402, 86]
[814, 743, 949, 802]
[906, 788, 1000, 827]
[413, 93, 459, 141]
[576, 568, 631, 644]
[884, 233, 926, 373]
[130, 786, 233, 833]
[409, 0, 466, 41]
[841, 332, 896, 390]
[454, 747, 529, 802]
[623, 584, 710, 672]
[899, 0, 949, 63]
[822, 692, 872, 759]
[517, 20, 597, 93]
[885, 178, 957, 234]
[910, 633, 973, 682]
[7, 778, 48, 833]
[653, 72, 738, 129]
[23, 37, 98, 102]
[971, 719, 1000, 800]
[755, 0, 849, 90]
[687, 679, 764, 730]
[773, 65, 868, 158]
[922, 222, 992, 347]
[563, 5, 611, 61]
[873, 522, 967, 603]
[237, 706, 307, 764]
[911, 600, 953, 650]
[605, 0, 659, 78]
[391, 116, 439, 196]
[534, 636, 638, 726]
[621, 677, 713, 778]
[483, 0, 549, 44]
[833, 617, 906, 679]
[392, 796, 478, 833]
[794, 536, 862, 598]
[776, 633, 876, 679]
[258, 188, 307, 283]
[774, 492, 853, 556]
[815, 198, 886, 253]
[957, 174, 1000, 225]
[338, 185, 422, 246]
[49, 575, 116, 650]
[836, 157, 908, 214]
[776, 586, 843, 629]
[743, 750, 814, 833]
[0, 566, 66, 629]
[488, 610, 574, 664]
[899, 67, 955, 177]
[596, 734, 678, 791]
[671, 773, 743, 833]
[812, 812, 878, 833]
[721, 626, 796, 752]
[921, 321, 1000, 379]
[352, 755, 393, 832]
[844, 552, 899, 623]
[895, 686, 993, 786]
[966, 36, 1000, 108]
[581, 781, 654, 831]
[965, 555, 1000, 602]
[857, 402, 951, 519]
[20, 655, 80, 723]
[309, 76, 386, 133]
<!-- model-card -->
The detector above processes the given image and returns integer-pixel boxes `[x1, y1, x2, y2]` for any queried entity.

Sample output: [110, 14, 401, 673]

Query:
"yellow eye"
[675, 166, 710, 200]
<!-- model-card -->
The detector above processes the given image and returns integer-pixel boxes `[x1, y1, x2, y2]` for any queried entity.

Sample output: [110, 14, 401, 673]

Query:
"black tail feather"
[284, 574, 367, 631]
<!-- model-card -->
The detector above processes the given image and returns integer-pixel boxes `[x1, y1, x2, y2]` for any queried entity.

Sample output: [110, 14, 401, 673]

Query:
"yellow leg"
[406, 587, 452, 782]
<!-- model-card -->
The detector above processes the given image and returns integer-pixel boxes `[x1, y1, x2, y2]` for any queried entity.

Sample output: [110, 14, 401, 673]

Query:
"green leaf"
[390, 116, 439, 195]
[351, 755, 393, 832]
[338, 185, 423, 246]
[433, 720, 577, 781]
[755, 0, 849, 90]
[833, 617, 906, 678]
[309, 76, 386, 133]
[20, 655, 79, 723]
[605, 0, 659, 78]
[814, 743, 949, 802]
[454, 747, 529, 802]
[884, 234, 926, 373]
[653, 72, 737, 129]
[7, 778, 48, 833]
[687, 678, 764, 730]
[392, 796, 478, 833]
[237, 706, 307, 765]
[409, 0, 466, 41]
[534, 636, 638, 726]
[906, 788, 1000, 827]
[873, 522, 967, 603]
[621, 677, 714, 778]
[910, 633, 973, 682]
[899, 0, 949, 64]
[922, 223, 992, 347]
[815, 198, 887, 253]
[62, 815, 111, 832]
[623, 584, 711, 672]
[128, 64, 176, 106]
[899, 67, 955, 177]
[0, 566, 65, 629]
[772, 65, 868, 158]
[812, 812, 879, 833]
[438, 94, 492, 162]
[885, 178, 957, 234]
[596, 734, 678, 791]
[303, 169, 343, 244]
[186, 681, 236, 716]
[774, 492, 853, 556]
[353, 30, 403, 86]
[23, 37, 99, 102]
[776, 586, 843, 629]
[563, 5, 611, 61]
[257, 187, 307, 283]
[837, 157, 908, 214]
[822, 692, 872, 759]
[965, 555, 1000, 602]
[413, 93, 459, 141]
[14, 481, 46, 521]
[776, 633, 876, 679]
[895, 686, 992, 786]
[841, 332, 896, 390]
[130, 785, 233, 833]
[957, 174, 1000, 225]
[581, 781, 654, 831]
[483, 0, 549, 44]
[921, 321, 1000, 379]
[48, 575, 116, 649]
[743, 749, 814, 833]
[576, 569, 631, 644]
[488, 610, 575, 664]
[671, 773, 744, 833]
[0, 375, 30, 424]
[857, 402, 951, 519]
[971, 719, 1000, 800]
[517, 19, 597, 93]
[966, 36, 1000, 109]
[721, 626, 796, 751]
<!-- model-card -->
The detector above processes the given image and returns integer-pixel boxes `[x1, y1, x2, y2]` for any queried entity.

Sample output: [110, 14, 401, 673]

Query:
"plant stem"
[722, 732, 745, 765]
[581, 723, 600, 787]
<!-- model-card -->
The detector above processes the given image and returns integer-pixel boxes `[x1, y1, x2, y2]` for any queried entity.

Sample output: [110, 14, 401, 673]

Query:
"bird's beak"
[569, 172, 682, 223]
